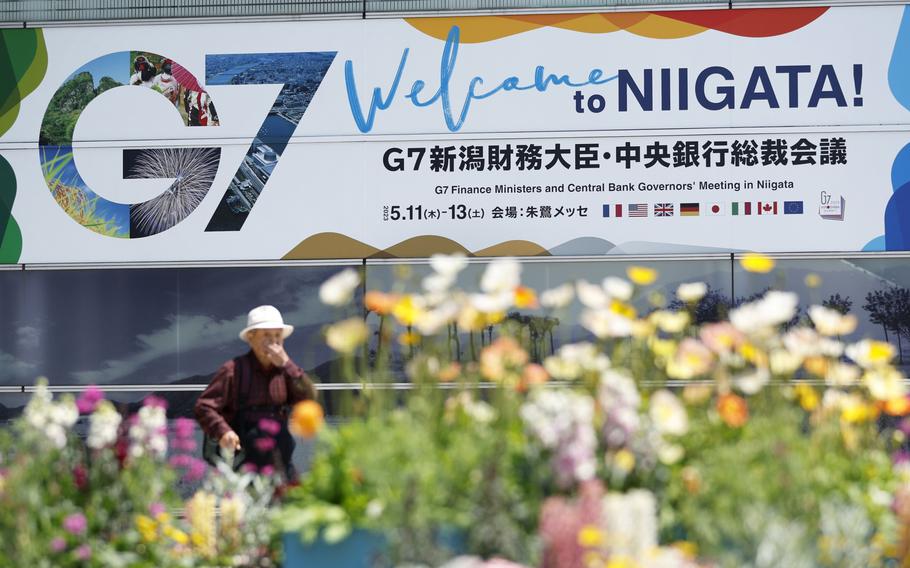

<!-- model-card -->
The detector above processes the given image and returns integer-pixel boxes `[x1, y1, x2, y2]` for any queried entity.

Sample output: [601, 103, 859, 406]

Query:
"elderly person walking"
[195, 305, 316, 477]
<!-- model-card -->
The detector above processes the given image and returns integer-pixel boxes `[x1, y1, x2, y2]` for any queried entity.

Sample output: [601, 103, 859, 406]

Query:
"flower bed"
[279, 255, 910, 567]
[3, 254, 910, 567]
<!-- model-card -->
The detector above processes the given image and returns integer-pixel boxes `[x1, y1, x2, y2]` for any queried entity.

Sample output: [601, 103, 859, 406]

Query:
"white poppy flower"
[319, 268, 360, 306]
[480, 258, 521, 294]
[846, 339, 895, 369]
[429, 253, 468, 277]
[864, 367, 907, 400]
[540, 283, 574, 309]
[825, 362, 860, 387]
[649, 390, 688, 436]
[415, 302, 459, 335]
[808, 305, 858, 336]
[470, 291, 513, 313]
[734, 367, 770, 395]
[730, 291, 798, 334]
[422, 272, 455, 293]
[576, 280, 610, 309]
[677, 282, 708, 303]
[582, 309, 633, 339]
[325, 318, 369, 354]
[603, 277, 633, 301]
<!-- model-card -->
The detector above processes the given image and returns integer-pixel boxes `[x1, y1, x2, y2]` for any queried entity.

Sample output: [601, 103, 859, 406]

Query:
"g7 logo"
[39, 50, 335, 238]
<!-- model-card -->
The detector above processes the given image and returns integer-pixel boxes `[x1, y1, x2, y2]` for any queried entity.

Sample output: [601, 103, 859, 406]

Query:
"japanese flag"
[707, 202, 725, 216]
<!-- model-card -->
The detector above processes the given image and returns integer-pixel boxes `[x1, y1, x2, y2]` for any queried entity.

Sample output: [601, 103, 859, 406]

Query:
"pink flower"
[75, 544, 91, 561]
[699, 322, 745, 354]
[50, 537, 67, 553]
[149, 502, 166, 517]
[63, 513, 86, 536]
[173, 418, 195, 439]
[242, 463, 259, 474]
[169, 455, 191, 468]
[539, 480, 604, 568]
[76, 386, 105, 414]
[183, 458, 208, 482]
[260, 465, 275, 477]
[171, 438, 197, 452]
[255, 437, 276, 453]
[259, 418, 281, 436]
[142, 395, 168, 410]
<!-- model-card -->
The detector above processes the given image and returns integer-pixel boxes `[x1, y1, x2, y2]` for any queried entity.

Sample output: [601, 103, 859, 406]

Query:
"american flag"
[654, 203, 674, 217]
[628, 203, 648, 217]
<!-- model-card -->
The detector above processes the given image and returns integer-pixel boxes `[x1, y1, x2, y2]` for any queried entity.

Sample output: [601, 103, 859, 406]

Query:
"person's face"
[246, 328, 284, 363]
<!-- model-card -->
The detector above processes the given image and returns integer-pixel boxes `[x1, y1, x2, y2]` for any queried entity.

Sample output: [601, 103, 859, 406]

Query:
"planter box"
[283, 527, 466, 567]
[283, 529, 390, 567]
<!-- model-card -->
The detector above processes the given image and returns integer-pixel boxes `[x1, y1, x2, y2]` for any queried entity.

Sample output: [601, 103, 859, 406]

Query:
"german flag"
[680, 202, 700, 216]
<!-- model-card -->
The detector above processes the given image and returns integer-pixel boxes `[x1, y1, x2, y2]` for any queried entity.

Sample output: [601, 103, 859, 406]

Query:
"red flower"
[72, 464, 88, 490]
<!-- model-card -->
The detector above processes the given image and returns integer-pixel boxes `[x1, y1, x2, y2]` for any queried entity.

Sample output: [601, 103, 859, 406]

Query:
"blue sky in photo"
[71, 51, 129, 88]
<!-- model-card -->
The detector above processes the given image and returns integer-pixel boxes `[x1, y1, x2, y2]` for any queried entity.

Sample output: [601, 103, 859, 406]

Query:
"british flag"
[654, 203, 674, 217]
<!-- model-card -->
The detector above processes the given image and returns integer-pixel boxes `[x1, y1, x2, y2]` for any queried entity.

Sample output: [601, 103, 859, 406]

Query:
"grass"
[41, 148, 127, 238]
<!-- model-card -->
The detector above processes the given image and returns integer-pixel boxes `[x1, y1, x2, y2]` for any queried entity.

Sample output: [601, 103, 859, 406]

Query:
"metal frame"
[1, 0, 905, 28]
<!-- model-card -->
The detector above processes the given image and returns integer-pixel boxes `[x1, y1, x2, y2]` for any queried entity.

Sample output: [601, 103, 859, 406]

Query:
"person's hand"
[219, 430, 241, 451]
[266, 343, 290, 367]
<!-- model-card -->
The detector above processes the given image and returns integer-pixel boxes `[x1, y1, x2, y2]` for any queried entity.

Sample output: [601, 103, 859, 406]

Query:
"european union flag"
[784, 201, 804, 215]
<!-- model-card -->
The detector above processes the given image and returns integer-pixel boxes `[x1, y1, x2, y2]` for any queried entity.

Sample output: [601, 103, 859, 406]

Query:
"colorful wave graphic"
[283, 233, 552, 259]
[0, 29, 46, 263]
[406, 8, 828, 43]
[883, 6, 910, 251]
[0, 29, 46, 137]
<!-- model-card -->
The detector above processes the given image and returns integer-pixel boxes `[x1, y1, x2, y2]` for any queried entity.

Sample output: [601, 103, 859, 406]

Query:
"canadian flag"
[757, 201, 778, 215]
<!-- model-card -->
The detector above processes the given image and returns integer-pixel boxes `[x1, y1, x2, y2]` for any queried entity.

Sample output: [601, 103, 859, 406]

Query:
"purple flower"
[63, 513, 86, 536]
[894, 450, 910, 466]
[75, 544, 91, 561]
[254, 437, 276, 453]
[50, 537, 67, 553]
[258, 418, 281, 436]
[149, 502, 166, 517]
[76, 386, 105, 414]
[173, 418, 195, 440]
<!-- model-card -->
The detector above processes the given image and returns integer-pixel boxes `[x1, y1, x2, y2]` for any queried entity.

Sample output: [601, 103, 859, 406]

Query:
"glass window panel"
[733, 254, 910, 362]
[363, 257, 733, 379]
[0, 263, 361, 387]
[733, 256, 887, 336]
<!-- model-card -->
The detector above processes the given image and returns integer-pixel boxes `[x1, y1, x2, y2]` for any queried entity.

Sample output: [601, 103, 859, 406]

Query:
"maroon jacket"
[194, 351, 316, 440]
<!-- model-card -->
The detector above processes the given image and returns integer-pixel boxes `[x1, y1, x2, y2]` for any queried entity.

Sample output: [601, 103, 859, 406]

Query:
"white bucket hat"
[239, 305, 294, 341]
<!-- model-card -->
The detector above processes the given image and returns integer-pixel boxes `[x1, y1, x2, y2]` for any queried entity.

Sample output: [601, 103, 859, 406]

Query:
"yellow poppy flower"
[740, 253, 775, 273]
[627, 266, 658, 286]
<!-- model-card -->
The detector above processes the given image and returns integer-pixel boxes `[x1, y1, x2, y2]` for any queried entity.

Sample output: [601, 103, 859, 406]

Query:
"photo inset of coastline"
[204, 52, 335, 231]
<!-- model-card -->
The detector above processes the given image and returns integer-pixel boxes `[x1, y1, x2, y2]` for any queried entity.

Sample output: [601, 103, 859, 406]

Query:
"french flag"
[602, 204, 622, 217]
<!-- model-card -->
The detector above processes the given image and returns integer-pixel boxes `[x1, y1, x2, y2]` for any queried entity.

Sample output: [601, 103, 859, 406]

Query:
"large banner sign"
[2, 6, 910, 262]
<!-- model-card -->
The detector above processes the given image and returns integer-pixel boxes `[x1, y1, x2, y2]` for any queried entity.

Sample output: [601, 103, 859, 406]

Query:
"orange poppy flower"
[717, 393, 749, 428]
[289, 400, 325, 438]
